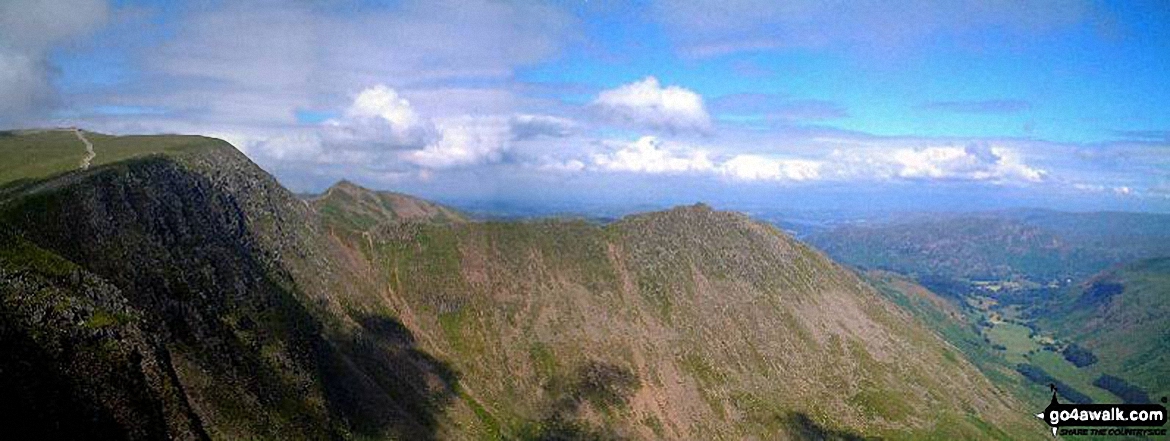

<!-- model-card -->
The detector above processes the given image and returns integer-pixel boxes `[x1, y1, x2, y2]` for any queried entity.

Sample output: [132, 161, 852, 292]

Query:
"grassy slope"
[864, 272, 1043, 398]
[0, 129, 222, 187]
[1046, 258, 1170, 401]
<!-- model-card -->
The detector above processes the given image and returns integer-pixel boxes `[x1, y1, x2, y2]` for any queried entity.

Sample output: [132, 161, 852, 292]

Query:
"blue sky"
[2, 0, 1168, 213]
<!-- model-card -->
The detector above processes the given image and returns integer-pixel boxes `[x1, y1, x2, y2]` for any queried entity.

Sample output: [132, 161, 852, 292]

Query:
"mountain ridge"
[0, 131, 1046, 439]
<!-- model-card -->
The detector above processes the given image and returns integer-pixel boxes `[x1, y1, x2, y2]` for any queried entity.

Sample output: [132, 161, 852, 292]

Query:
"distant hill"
[0, 130, 1045, 439]
[311, 179, 467, 229]
[807, 212, 1170, 290]
[1000, 209, 1170, 259]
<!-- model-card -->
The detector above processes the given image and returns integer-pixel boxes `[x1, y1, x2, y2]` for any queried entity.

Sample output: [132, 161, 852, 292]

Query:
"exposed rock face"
[0, 132, 1046, 439]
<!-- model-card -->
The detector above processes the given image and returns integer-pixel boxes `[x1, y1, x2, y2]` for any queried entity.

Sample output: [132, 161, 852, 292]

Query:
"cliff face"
[0, 131, 1045, 440]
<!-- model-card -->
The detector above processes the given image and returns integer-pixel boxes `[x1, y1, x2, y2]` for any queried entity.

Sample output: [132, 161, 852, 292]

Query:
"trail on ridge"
[75, 128, 95, 170]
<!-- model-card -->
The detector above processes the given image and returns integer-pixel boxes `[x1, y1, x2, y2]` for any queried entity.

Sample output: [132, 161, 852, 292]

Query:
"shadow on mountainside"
[783, 412, 873, 441]
[327, 314, 459, 439]
[520, 360, 640, 440]
[0, 320, 154, 440]
[0, 158, 458, 439]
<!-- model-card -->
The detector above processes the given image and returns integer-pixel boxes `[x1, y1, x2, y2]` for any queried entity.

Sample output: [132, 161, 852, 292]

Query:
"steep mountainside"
[0, 130, 1045, 439]
[319, 187, 1047, 439]
[0, 132, 458, 440]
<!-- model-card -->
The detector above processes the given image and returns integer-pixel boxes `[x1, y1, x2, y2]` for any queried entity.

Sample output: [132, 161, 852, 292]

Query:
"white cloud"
[407, 116, 512, 169]
[593, 77, 711, 133]
[592, 136, 715, 174]
[828, 143, 1046, 183]
[893, 147, 979, 179]
[589, 136, 822, 182]
[1073, 183, 1137, 196]
[582, 136, 1046, 186]
[323, 85, 435, 149]
[347, 85, 424, 130]
[986, 146, 1046, 182]
[536, 158, 587, 173]
[719, 155, 822, 181]
[232, 85, 516, 172]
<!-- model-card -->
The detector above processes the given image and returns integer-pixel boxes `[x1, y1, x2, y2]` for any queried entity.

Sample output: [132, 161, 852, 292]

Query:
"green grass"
[0, 130, 230, 187]
[84, 310, 130, 329]
[0, 130, 87, 185]
[985, 322, 1039, 363]
[1027, 351, 1118, 403]
[0, 229, 78, 276]
[847, 385, 912, 422]
[528, 343, 558, 380]
[460, 390, 503, 440]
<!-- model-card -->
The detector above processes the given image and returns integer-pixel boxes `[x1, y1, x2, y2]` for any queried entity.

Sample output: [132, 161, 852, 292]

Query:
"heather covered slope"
[1, 131, 1046, 439]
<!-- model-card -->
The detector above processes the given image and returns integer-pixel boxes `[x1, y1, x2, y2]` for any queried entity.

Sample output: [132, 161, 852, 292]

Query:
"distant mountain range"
[807, 211, 1170, 287]
[0, 130, 1047, 439]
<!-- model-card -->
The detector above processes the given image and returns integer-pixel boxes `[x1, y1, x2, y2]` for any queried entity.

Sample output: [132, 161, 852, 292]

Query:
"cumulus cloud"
[582, 135, 1046, 186]
[592, 136, 715, 173]
[407, 116, 512, 169]
[323, 85, 435, 149]
[592, 77, 711, 133]
[0, 0, 110, 121]
[242, 85, 545, 174]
